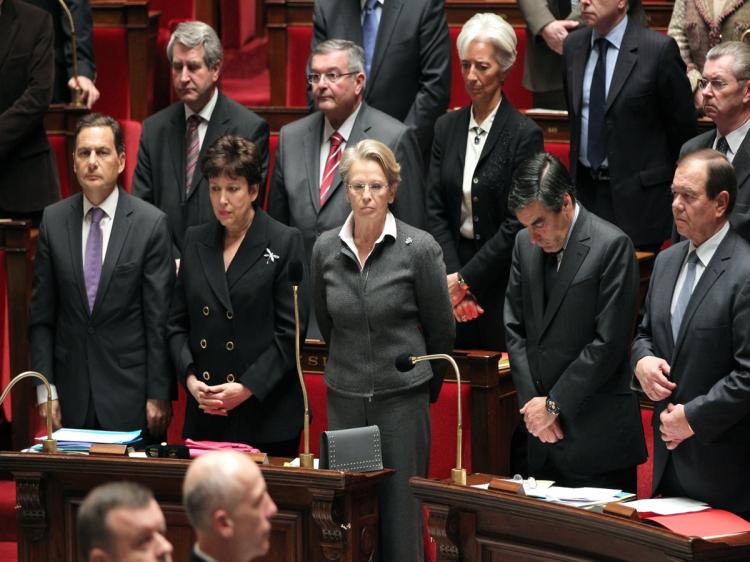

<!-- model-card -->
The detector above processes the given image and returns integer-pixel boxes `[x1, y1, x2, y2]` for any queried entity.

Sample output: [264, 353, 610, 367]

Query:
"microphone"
[394, 353, 467, 485]
[57, 0, 84, 107]
[289, 259, 313, 468]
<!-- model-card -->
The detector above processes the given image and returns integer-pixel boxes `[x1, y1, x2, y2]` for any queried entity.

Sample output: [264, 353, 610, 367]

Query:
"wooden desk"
[412, 474, 750, 561]
[0, 452, 391, 562]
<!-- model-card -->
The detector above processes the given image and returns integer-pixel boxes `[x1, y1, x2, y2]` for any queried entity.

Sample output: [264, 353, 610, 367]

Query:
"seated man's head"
[183, 451, 277, 562]
[74, 113, 126, 206]
[168, 21, 223, 112]
[309, 39, 366, 129]
[77, 481, 173, 562]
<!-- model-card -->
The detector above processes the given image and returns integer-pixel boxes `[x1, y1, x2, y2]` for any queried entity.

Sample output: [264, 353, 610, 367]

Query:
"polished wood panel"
[0, 452, 391, 562]
[412, 474, 750, 561]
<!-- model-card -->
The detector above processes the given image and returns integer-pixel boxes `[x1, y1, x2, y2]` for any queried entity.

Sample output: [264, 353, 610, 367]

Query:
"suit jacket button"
[202, 306, 210, 316]
[226, 310, 233, 320]
[472, 177, 479, 184]
[472, 196, 479, 203]
[226, 373, 236, 383]
[200, 339, 207, 349]
[226, 341, 235, 351]
[202, 371, 211, 381]
[473, 215, 479, 222]
[475, 234, 481, 240]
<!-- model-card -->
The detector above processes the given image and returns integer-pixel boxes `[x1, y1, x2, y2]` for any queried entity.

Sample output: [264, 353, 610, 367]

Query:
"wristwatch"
[545, 396, 561, 416]
[456, 272, 468, 289]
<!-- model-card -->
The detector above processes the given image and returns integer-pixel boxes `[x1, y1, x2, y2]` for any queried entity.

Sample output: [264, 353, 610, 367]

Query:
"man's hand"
[38, 399, 62, 431]
[68, 76, 100, 109]
[446, 273, 469, 306]
[146, 399, 171, 439]
[635, 356, 676, 401]
[453, 293, 484, 323]
[537, 419, 564, 443]
[205, 382, 252, 413]
[520, 396, 557, 436]
[186, 375, 252, 416]
[540, 20, 579, 55]
[660, 403, 694, 450]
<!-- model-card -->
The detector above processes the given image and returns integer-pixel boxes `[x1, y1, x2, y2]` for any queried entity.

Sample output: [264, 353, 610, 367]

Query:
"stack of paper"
[30, 428, 142, 452]
[625, 497, 709, 516]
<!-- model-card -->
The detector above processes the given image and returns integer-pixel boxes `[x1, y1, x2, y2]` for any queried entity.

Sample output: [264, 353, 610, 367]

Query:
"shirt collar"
[561, 202, 580, 251]
[591, 14, 628, 50]
[82, 187, 119, 219]
[193, 545, 219, 562]
[323, 102, 363, 145]
[469, 97, 502, 133]
[720, 115, 750, 154]
[690, 221, 730, 265]
[184, 87, 219, 122]
[339, 210, 397, 248]
[360, 0, 384, 8]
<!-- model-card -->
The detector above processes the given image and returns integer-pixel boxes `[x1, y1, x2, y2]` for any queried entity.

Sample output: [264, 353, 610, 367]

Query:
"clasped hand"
[520, 396, 564, 444]
[187, 375, 252, 416]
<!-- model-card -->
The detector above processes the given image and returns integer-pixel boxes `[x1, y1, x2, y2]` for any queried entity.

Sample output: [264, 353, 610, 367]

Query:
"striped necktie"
[320, 132, 344, 206]
[84, 207, 105, 314]
[185, 114, 203, 194]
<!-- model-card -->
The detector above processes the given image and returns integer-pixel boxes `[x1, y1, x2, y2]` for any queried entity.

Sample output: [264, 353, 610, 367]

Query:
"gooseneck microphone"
[395, 353, 467, 485]
[289, 259, 313, 468]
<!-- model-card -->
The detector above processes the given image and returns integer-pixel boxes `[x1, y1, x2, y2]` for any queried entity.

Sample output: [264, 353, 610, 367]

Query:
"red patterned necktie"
[320, 132, 344, 206]
[185, 114, 202, 193]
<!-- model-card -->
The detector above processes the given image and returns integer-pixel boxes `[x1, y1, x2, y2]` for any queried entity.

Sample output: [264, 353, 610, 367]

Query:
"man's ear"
[89, 548, 111, 562]
[213, 508, 234, 539]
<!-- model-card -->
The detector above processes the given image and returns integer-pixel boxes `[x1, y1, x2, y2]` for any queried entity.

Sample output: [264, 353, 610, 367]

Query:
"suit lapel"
[452, 107, 471, 176]
[606, 22, 638, 112]
[0, 1, 18, 72]
[732, 130, 750, 189]
[570, 30, 592, 116]
[541, 211, 591, 334]
[322, 104, 371, 209]
[197, 222, 233, 312]
[66, 194, 89, 314]
[529, 246, 546, 334]
[168, 107, 187, 201]
[92, 189, 133, 317]
[305, 113, 324, 214]
[191, 92, 229, 196]
[226, 210, 270, 289]
[657, 244, 688, 355]
[368, 0, 403, 87]
[477, 100, 511, 167]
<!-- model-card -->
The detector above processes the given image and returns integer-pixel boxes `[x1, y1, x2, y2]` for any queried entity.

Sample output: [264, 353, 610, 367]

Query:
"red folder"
[645, 509, 750, 539]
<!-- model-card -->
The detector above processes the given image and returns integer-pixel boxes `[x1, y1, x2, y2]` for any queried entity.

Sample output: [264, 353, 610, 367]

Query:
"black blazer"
[168, 210, 309, 445]
[29, 189, 175, 430]
[427, 100, 543, 291]
[132, 92, 270, 256]
[563, 18, 697, 246]
[0, 0, 59, 213]
[505, 207, 646, 476]
[312, 0, 451, 152]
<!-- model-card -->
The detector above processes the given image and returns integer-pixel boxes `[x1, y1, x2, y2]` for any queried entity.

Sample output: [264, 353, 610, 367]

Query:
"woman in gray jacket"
[311, 139, 455, 562]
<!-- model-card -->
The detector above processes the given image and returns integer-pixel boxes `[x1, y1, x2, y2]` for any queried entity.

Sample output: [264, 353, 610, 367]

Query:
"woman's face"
[461, 40, 505, 107]
[345, 159, 395, 224]
[209, 173, 258, 233]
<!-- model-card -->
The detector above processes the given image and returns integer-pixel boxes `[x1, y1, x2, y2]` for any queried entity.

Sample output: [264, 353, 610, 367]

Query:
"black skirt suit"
[426, 99, 543, 350]
[168, 209, 309, 450]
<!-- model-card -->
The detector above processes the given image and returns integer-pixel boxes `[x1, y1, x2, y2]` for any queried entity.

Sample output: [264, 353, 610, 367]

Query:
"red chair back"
[92, 27, 131, 120]
[286, 25, 313, 107]
[120, 120, 143, 193]
[544, 142, 571, 169]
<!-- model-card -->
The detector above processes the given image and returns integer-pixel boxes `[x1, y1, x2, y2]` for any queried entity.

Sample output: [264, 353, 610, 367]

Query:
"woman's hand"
[187, 374, 252, 416]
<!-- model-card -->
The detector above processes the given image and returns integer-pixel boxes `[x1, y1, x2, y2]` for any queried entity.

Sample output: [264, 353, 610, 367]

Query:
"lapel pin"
[405, 237, 413, 245]
[264, 248, 279, 264]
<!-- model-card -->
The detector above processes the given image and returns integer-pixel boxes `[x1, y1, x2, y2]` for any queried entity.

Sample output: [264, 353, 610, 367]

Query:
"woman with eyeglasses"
[427, 13, 543, 351]
[311, 139, 454, 562]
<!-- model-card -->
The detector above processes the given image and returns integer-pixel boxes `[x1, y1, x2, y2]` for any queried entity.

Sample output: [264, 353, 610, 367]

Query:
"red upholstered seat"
[119, 120, 142, 193]
[301, 373, 328, 457]
[92, 27, 131, 120]
[221, 0, 257, 49]
[286, 25, 313, 107]
[638, 408, 654, 499]
[0, 481, 16, 542]
[0, 540, 16, 562]
[544, 142, 570, 169]
[428, 381, 472, 478]
[47, 134, 70, 199]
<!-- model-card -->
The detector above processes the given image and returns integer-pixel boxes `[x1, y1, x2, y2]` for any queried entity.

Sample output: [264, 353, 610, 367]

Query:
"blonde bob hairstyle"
[456, 13, 517, 72]
[339, 139, 402, 188]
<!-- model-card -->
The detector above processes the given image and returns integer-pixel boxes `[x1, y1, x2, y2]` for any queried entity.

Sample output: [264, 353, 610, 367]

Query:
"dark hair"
[678, 149, 737, 214]
[508, 152, 576, 214]
[77, 482, 155, 561]
[75, 113, 124, 154]
[201, 135, 262, 189]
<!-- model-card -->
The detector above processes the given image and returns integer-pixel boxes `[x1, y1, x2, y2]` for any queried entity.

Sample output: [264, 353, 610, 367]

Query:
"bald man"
[182, 451, 278, 562]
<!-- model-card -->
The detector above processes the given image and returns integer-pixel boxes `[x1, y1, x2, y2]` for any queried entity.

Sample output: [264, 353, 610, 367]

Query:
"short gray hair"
[456, 13, 517, 71]
[167, 21, 223, 68]
[339, 139, 401, 186]
[706, 41, 750, 81]
[183, 468, 247, 532]
[311, 39, 365, 74]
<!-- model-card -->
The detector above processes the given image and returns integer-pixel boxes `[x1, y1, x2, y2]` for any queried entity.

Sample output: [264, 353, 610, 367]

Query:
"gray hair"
[311, 39, 365, 74]
[456, 13, 517, 71]
[339, 139, 401, 186]
[183, 467, 247, 532]
[706, 41, 750, 81]
[508, 152, 576, 213]
[77, 482, 155, 561]
[167, 21, 223, 68]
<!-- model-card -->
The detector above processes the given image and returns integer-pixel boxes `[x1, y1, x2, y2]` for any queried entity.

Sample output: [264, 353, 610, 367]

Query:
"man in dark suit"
[633, 149, 750, 517]
[183, 451, 277, 562]
[505, 152, 646, 490]
[132, 21, 269, 257]
[30, 113, 175, 438]
[0, 0, 60, 221]
[311, 0, 451, 157]
[268, 39, 425, 264]
[680, 42, 750, 243]
[563, 0, 696, 251]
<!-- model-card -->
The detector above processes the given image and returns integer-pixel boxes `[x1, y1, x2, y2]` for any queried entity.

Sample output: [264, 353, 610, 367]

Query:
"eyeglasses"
[697, 78, 746, 91]
[346, 182, 388, 193]
[307, 71, 358, 85]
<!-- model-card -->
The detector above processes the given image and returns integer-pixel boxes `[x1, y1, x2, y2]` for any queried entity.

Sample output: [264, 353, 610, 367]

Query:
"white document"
[37, 428, 142, 444]
[624, 497, 710, 515]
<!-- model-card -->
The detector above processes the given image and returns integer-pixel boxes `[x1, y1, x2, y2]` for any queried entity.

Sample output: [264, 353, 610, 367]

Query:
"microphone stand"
[57, 0, 84, 107]
[405, 354, 466, 485]
[292, 283, 313, 468]
[0, 371, 57, 453]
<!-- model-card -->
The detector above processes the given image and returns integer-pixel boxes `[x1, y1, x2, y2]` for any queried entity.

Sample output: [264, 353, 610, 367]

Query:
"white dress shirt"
[339, 210, 397, 269]
[713, 116, 750, 164]
[184, 87, 219, 149]
[319, 102, 363, 186]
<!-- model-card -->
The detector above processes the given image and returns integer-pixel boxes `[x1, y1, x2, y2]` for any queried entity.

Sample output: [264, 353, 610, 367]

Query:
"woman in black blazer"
[168, 135, 309, 456]
[427, 13, 543, 350]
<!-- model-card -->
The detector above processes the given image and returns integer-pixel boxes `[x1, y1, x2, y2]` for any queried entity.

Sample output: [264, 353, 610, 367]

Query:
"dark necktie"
[84, 207, 105, 314]
[362, 0, 379, 77]
[543, 250, 562, 306]
[587, 38, 609, 171]
[671, 251, 699, 341]
[716, 136, 730, 156]
[185, 114, 202, 194]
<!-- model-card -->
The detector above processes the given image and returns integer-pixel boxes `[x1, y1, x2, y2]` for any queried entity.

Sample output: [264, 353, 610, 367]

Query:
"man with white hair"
[183, 451, 277, 562]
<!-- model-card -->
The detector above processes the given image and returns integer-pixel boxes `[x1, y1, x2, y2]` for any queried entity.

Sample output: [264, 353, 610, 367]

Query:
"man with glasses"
[680, 42, 750, 243]
[267, 38, 425, 268]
